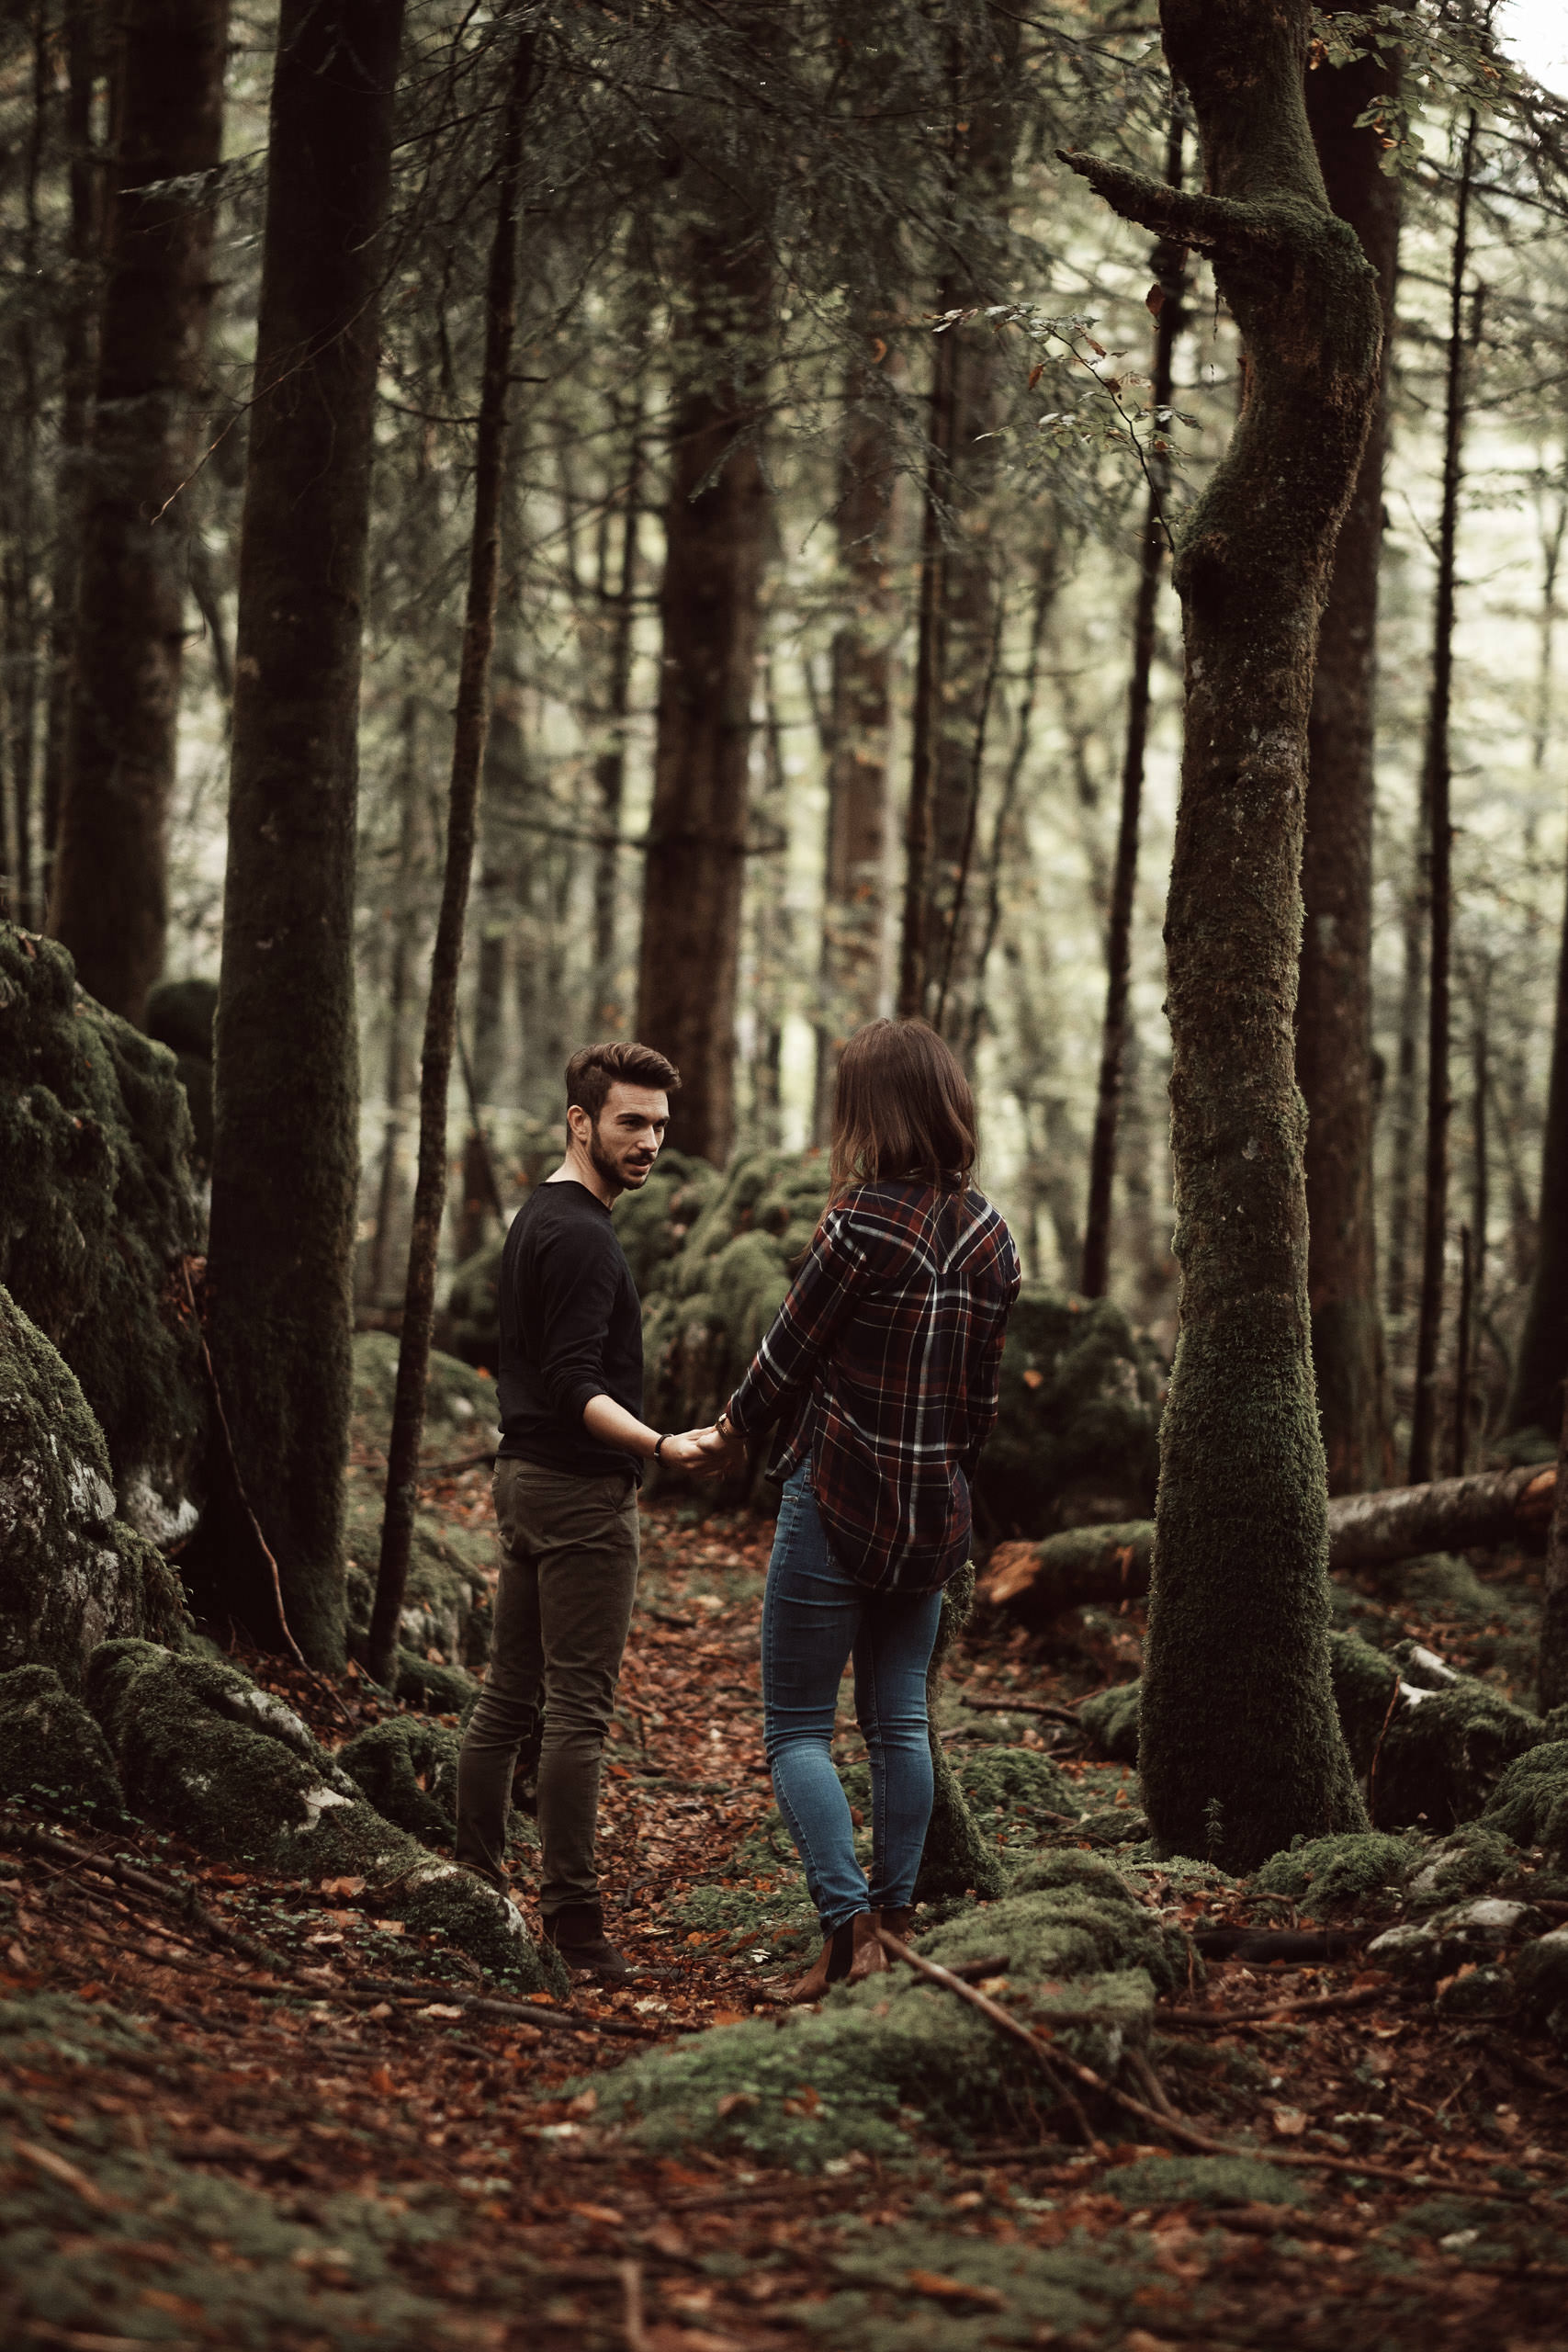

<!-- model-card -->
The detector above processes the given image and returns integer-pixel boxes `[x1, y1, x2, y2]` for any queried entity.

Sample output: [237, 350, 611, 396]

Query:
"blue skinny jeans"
[761, 1463, 943, 1933]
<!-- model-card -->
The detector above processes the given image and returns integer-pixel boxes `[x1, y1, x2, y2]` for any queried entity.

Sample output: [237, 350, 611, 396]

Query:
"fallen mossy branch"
[981, 1462, 1559, 1625]
[874, 1928, 1097, 2145]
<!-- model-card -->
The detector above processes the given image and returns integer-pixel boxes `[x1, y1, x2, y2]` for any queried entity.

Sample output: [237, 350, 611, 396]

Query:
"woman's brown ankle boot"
[846, 1910, 889, 1984]
[784, 1917, 856, 2005]
[874, 1906, 913, 1948]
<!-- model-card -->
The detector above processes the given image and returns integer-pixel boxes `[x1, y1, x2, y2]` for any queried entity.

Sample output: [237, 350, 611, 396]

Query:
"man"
[456, 1040, 713, 1981]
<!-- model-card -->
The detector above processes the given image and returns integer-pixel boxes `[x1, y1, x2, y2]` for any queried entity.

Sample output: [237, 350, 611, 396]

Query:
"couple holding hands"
[455, 1021, 1021, 1996]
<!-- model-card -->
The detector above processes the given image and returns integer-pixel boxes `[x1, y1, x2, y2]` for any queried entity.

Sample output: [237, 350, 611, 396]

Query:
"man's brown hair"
[565, 1040, 681, 1125]
[828, 1018, 976, 1200]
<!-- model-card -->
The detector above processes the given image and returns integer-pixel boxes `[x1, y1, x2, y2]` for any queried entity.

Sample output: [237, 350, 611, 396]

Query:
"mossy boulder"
[596, 1862, 1190, 2166]
[1482, 1741, 1568, 1861]
[1367, 1895, 1542, 1983]
[1078, 1679, 1142, 1764]
[0, 1663, 123, 1815]
[1371, 1649, 1543, 1833]
[0, 1288, 186, 1687]
[84, 1640, 562, 1992]
[336, 1717, 460, 1845]
[1253, 1831, 1415, 1913]
[1512, 1926, 1568, 2046]
[977, 1288, 1163, 1538]
[0, 925, 207, 1537]
[143, 977, 216, 1172]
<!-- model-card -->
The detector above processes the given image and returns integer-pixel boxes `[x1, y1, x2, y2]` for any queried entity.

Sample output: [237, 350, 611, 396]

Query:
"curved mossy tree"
[1065, 0, 1382, 1870]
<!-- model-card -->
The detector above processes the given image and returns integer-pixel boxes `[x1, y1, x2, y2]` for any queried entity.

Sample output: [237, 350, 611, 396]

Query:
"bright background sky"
[1499, 0, 1568, 93]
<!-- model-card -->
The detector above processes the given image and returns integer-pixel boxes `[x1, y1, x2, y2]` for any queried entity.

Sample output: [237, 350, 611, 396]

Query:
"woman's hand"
[659, 1427, 729, 1475]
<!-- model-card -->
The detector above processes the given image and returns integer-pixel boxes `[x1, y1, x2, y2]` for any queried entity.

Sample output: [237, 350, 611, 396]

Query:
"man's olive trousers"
[456, 1456, 638, 1917]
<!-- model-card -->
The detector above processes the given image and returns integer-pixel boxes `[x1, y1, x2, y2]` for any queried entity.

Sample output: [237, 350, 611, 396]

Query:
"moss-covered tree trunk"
[1537, 1387, 1568, 1712]
[46, 0, 228, 1023]
[200, 0, 406, 1668]
[1066, 0, 1382, 1871]
[634, 204, 772, 1166]
[1297, 13, 1402, 1492]
[1508, 842, 1568, 1440]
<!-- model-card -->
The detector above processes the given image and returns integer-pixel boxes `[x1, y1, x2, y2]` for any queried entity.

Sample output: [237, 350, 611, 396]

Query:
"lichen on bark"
[1064, 0, 1384, 1871]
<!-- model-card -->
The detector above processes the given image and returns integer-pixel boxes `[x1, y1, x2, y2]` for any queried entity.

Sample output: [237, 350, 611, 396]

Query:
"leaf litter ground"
[4, 1469, 1568, 2348]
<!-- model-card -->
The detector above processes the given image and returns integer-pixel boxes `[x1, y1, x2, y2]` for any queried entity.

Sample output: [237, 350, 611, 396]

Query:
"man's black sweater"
[495, 1180, 645, 1481]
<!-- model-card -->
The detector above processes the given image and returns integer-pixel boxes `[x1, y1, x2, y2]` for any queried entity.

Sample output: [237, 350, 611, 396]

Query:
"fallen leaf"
[907, 2270, 1008, 2310]
[14, 2139, 107, 2207]
[416, 2004, 465, 2020]
[567, 2200, 624, 2225]
[716, 2091, 758, 2120]
[1021, 1368, 1044, 1390]
[1271, 2108, 1308, 2138]
[564, 2087, 599, 2119]
[321, 1876, 366, 1896]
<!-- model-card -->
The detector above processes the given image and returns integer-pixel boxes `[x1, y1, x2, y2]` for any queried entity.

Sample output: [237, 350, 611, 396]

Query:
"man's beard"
[587, 1122, 651, 1193]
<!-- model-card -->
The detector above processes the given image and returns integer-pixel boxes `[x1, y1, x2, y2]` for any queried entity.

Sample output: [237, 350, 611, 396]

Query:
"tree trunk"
[1408, 112, 1478, 1485]
[982, 1460, 1558, 1625]
[913, 1564, 1009, 1904]
[1508, 834, 1568, 1438]
[635, 215, 771, 1166]
[40, 0, 105, 906]
[1537, 1388, 1568, 1712]
[198, 0, 407, 1668]
[367, 28, 533, 1690]
[1297, 13, 1402, 1491]
[815, 361, 897, 1126]
[592, 396, 641, 1028]
[1066, 0, 1383, 1871]
[897, 28, 1018, 1039]
[1080, 107, 1186, 1301]
[46, 0, 228, 1023]
[367, 695, 423, 1312]
[2, 10, 47, 928]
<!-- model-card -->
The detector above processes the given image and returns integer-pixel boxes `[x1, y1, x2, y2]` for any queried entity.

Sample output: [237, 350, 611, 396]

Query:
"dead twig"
[1158, 1985, 1385, 2028]
[875, 1929, 1098, 2146]
[3, 1825, 288, 1972]
[619, 2257, 650, 2352]
[958, 1692, 1086, 1726]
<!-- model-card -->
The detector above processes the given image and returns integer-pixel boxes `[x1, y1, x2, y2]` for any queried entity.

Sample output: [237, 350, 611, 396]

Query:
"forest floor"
[4, 1471, 1568, 2351]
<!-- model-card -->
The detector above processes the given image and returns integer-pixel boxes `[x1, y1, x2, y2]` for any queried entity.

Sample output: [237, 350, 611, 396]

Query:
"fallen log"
[981, 1464, 1556, 1626]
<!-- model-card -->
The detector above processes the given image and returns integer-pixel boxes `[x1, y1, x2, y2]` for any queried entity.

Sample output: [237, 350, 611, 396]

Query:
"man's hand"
[659, 1427, 731, 1476]
[694, 1419, 748, 1472]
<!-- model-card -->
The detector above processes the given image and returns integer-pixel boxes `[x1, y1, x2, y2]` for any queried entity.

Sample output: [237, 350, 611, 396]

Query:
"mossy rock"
[0, 1663, 123, 1815]
[0, 1288, 186, 1688]
[1078, 1679, 1141, 1764]
[595, 1874, 1190, 2165]
[1371, 1657, 1543, 1834]
[1482, 1741, 1568, 1861]
[0, 924, 207, 1534]
[350, 1330, 500, 1453]
[392, 1651, 478, 1715]
[1253, 1831, 1415, 1913]
[978, 1287, 1163, 1539]
[1403, 1825, 1523, 1910]
[1513, 1927, 1568, 2043]
[143, 979, 217, 1170]
[84, 1639, 562, 1993]
[1327, 1627, 1401, 1771]
[953, 1745, 1076, 1836]
[336, 1717, 460, 1845]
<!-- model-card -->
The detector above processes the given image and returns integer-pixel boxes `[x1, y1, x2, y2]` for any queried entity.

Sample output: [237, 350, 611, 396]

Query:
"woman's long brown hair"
[828, 1019, 978, 1201]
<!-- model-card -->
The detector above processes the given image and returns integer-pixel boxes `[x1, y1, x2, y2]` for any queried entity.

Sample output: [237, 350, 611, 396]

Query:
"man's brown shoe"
[543, 1901, 637, 1983]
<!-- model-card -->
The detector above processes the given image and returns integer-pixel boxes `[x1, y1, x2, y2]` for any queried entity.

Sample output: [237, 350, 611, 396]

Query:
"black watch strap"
[654, 1433, 667, 1461]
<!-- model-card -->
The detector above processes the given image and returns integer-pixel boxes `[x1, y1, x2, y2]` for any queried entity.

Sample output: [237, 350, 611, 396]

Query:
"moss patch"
[0, 923, 206, 1528]
[1077, 1680, 1141, 1764]
[979, 1288, 1163, 1538]
[0, 1663, 123, 1816]
[595, 1873, 1189, 2167]
[0, 1286, 186, 1687]
[337, 1717, 460, 1845]
[1253, 1831, 1415, 1914]
[796, 2214, 1172, 2349]
[1103, 2152, 1312, 2208]
[1482, 1740, 1568, 1860]
[84, 1640, 561, 1993]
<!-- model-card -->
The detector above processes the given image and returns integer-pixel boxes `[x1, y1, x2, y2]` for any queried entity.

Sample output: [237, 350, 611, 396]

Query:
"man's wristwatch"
[654, 1433, 668, 1461]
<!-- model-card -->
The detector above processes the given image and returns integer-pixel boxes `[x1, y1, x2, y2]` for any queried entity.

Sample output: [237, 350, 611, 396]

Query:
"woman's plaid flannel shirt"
[724, 1180, 1021, 1593]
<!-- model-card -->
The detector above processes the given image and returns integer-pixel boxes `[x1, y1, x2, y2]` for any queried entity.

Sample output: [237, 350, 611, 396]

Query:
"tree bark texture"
[200, 0, 407, 1668]
[1080, 107, 1186, 1301]
[816, 362, 897, 1122]
[592, 400, 641, 1026]
[1507, 841, 1568, 1438]
[898, 31, 1018, 1039]
[635, 215, 772, 1166]
[365, 28, 533, 1689]
[366, 696, 423, 1311]
[1066, 0, 1383, 1871]
[1537, 1389, 1568, 1712]
[982, 1461, 1558, 1626]
[1297, 17, 1402, 1493]
[46, 0, 228, 1023]
[1408, 112, 1478, 1486]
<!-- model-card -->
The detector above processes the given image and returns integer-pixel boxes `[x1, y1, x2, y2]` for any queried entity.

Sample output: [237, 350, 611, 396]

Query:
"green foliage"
[0, 923, 206, 1526]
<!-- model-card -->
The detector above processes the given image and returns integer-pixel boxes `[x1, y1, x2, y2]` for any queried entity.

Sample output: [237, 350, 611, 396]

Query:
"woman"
[707, 1019, 1021, 2000]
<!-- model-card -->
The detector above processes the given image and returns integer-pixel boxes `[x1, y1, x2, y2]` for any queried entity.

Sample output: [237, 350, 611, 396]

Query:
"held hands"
[657, 1420, 748, 1476]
